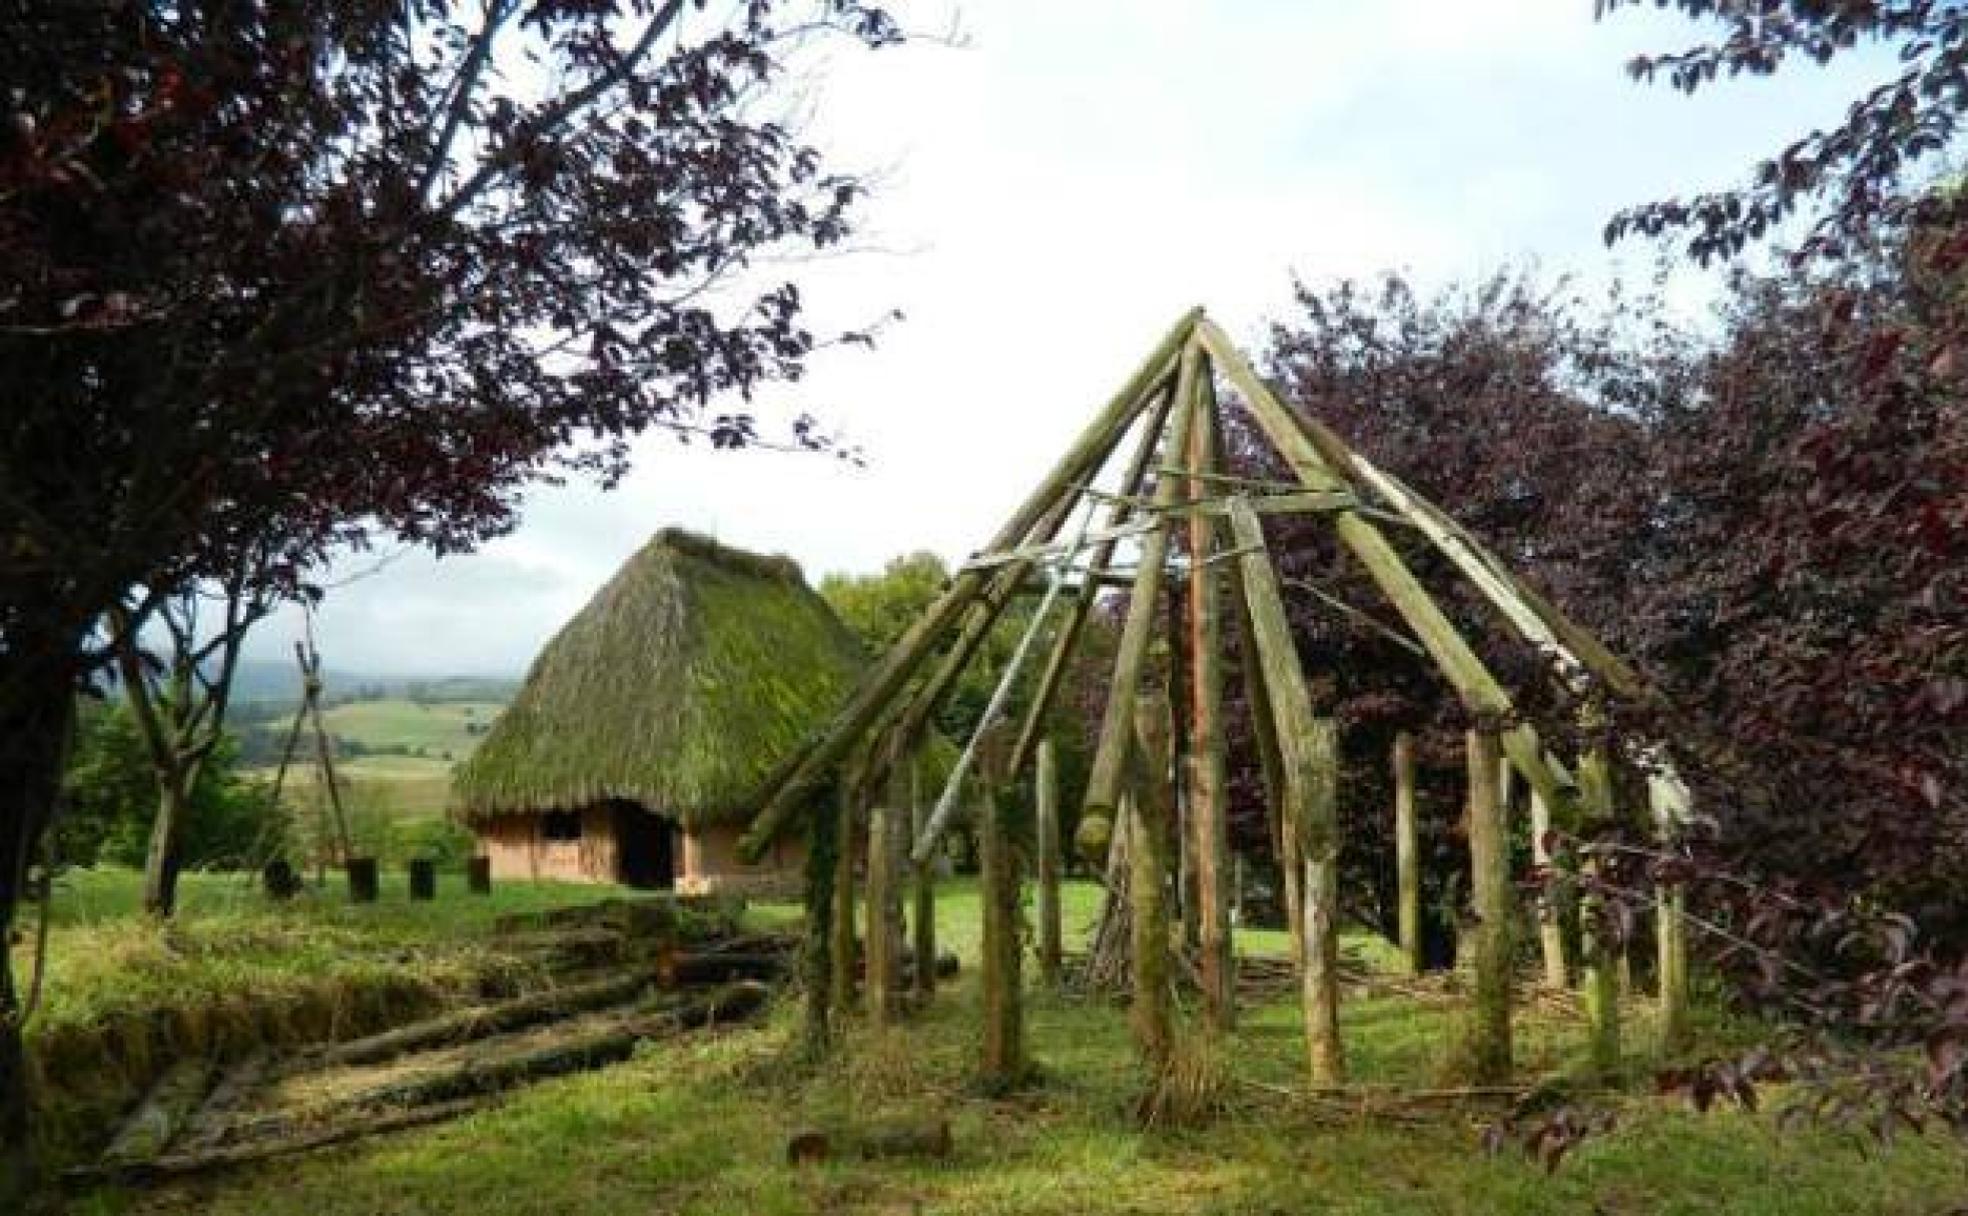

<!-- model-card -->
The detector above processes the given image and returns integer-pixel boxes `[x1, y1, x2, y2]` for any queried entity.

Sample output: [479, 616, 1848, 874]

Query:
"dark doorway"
[611, 802, 676, 889]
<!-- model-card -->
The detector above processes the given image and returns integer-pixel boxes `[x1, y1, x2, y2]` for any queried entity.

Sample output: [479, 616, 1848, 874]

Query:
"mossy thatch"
[452, 529, 869, 828]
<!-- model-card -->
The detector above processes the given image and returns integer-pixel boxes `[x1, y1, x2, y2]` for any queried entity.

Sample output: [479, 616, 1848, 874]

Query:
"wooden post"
[1301, 718, 1344, 1085]
[1578, 738, 1621, 1077]
[802, 788, 842, 1059]
[865, 795, 899, 1027]
[742, 308, 1201, 862]
[830, 781, 858, 1018]
[1228, 554, 1295, 965]
[1530, 788, 1570, 989]
[910, 760, 937, 1003]
[1035, 739, 1063, 989]
[976, 730, 1025, 1090]
[346, 857, 378, 903]
[1650, 777, 1690, 1053]
[1464, 728, 1513, 1084]
[1226, 499, 1343, 1085]
[1078, 342, 1202, 853]
[1127, 696, 1175, 1069]
[1184, 362, 1234, 1031]
[1393, 731, 1421, 974]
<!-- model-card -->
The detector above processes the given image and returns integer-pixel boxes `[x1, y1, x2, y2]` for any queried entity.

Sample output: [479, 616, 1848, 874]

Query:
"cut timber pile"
[69, 901, 791, 1188]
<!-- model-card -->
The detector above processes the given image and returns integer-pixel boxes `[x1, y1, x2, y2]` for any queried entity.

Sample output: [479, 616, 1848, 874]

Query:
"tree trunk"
[142, 774, 191, 918]
[0, 622, 83, 1204]
[1464, 729, 1514, 1085]
[1393, 731, 1420, 974]
[1035, 739, 1063, 989]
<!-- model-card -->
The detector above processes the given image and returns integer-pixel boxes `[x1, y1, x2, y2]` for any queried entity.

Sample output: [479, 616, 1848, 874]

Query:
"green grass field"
[38, 872, 1968, 1215]
[318, 699, 504, 760]
[246, 698, 506, 819]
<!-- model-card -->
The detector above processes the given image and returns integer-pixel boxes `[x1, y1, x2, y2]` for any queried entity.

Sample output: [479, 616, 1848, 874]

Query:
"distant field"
[319, 698, 504, 760]
[247, 698, 505, 819]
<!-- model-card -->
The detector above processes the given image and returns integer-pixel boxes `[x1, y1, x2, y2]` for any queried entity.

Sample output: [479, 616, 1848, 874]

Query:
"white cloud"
[251, 0, 1904, 675]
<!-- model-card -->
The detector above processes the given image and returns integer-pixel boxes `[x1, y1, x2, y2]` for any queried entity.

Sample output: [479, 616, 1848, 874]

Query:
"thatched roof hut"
[453, 528, 867, 893]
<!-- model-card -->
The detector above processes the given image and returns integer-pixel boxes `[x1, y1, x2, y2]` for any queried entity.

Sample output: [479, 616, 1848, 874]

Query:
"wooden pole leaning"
[1006, 385, 1181, 781]
[1195, 320, 1577, 822]
[1184, 357, 1235, 1031]
[1226, 497, 1343, 1085]
[740, 307, 1204, 863]
[1077, 340, 1203, 858]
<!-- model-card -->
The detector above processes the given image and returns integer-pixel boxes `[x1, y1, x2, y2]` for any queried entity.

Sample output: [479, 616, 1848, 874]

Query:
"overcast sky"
[251, 0, 1898, 678]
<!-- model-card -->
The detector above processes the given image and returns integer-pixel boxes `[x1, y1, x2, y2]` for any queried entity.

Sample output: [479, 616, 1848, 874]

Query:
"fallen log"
[656, 951, 790, 988]
[295, 967, 664, 1071]
[172, 1051, 273, 1156]
[783, 1119, 954, 1166]
[79, 982, 777, 1184]
[98, 1057, 214, 1168]
[223, 982, 772, 1145]
[72, 1097, 494, 1186]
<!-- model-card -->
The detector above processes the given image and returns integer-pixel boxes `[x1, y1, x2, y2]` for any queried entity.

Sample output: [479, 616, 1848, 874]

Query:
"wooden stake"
[742, 308, 1202, 862]
[1079, 341, 1202, 853]
[1464, 728, 1513, 1085]
[1035, 739, 1063, 989]
[1393, 731, 1421, 975]
[1184, 357, 1234, 1031]
[1226, 498, 1343, 1084]
[1126, 695, 1175, 1069]
[1530, 788, 1570, 989]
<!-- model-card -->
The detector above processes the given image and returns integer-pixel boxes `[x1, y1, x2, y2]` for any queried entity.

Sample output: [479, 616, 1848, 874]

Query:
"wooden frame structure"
[740, 309, 1691, 1083]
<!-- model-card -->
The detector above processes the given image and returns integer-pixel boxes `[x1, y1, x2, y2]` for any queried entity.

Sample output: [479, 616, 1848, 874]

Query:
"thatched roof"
[452, 528, 869, 827]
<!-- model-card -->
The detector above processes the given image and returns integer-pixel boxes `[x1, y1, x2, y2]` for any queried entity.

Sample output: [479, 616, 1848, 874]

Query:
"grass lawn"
[52, 876, 1968, 1216]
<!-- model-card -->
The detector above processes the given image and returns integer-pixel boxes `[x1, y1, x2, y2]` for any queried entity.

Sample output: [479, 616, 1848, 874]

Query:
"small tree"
[0, 0, 898, 1192]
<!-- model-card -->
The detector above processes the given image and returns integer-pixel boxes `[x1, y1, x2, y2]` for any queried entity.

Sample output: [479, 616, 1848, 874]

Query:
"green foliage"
[59, 701, 287, 872]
